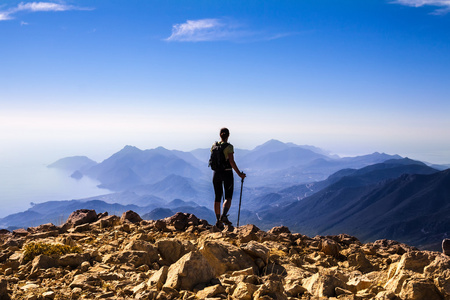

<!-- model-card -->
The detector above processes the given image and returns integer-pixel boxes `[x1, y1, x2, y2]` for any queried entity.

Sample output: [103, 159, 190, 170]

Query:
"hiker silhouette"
[210, 128, 246, 229]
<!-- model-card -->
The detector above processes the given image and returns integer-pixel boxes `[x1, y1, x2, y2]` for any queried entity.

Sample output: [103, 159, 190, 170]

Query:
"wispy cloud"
[0, 1, 92, 21]
[166, 18, 245, 42]
[165, 18, 291, 42]
[393, 0, 450, 14]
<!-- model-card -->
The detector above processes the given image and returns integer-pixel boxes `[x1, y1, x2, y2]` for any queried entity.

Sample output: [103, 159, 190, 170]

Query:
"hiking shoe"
[215, 220, 224, 230]
[220, 214, 232, 226]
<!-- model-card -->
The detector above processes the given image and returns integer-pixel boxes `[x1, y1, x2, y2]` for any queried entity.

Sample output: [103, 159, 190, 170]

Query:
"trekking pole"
[237, 177, 244, 227]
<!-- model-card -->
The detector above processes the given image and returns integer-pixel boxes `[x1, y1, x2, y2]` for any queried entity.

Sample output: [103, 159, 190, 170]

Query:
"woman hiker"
[210, 127, 246, 229]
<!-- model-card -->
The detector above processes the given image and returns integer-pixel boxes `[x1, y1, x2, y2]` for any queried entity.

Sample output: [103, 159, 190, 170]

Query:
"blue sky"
[1, 0, 450, 164]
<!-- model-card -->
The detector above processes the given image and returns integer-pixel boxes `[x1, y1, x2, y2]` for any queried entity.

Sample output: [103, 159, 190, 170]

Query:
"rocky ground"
[1, 209, 449, 300]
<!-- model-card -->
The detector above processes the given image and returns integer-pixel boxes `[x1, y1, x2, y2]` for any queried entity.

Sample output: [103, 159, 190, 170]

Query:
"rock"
[93, 215, 120, 229]
[65, 209, 98, 227]
[321, 238, 340, 257]
[253, 275, 288, 300]
[398, 278, 443, 300]
[283, 265, 309, 297]
[58, 253, 89, 268]
[0, 278, 9, 300]
[231, 267, 255, 276]
[302, 269, 347, 297]
[200, 240, 258, 276]
[196, 284, 226, 299]
[375, 290, 398, 299]
[28, 223, 58, 234]
[164, 212, 199, 231]
[69, 274, 101, 290]
[164, 251, 214, 290]
[443, 239, 450, 256]
[12, 228, 29, 237]
[124, 240, 159, 263]
[148, 266, 169, 290]
[267, 226, 291, 235]
[120, 210, 142, 224]
[31, 255, 58, 272]
[156, 239, 186, 264]
[236, 224, 261, 243]
[232, 281, 258, 300]
[103, 250, 154, 267]
[41, 291, 55, 299]
[346, 272, 373, 292]
[347, 250, 374, 273]
[80, 261, 90, 272]
[241, 240, 270, 264]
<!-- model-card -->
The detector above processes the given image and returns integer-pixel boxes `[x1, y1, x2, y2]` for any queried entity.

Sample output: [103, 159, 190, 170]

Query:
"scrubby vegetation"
[22, 242, 81, 262]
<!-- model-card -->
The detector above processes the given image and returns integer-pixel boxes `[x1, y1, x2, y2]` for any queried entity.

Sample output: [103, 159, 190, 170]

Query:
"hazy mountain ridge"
[47, 156, 97, 173]
[3, 140, 449, 250]
[0, 198, 216, 230]
[250, 166, 448, 250]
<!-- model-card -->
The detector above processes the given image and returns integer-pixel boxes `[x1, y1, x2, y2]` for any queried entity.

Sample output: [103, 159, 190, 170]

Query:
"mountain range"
[2, 140, 449, 250]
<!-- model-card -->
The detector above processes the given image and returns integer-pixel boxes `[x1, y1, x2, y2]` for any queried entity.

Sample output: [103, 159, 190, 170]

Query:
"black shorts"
[213, 170, 234, 203]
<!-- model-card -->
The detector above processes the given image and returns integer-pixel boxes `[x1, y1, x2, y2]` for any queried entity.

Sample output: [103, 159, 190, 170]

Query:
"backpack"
[209, 142, 230, 171]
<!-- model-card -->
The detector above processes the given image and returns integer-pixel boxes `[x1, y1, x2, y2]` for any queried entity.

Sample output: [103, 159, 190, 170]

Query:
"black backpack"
[209, 142, 230, 171]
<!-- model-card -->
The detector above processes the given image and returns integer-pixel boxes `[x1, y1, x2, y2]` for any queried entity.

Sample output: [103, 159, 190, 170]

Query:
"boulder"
[232, 282, 258, 300]
[93, 215, 120, 229]
[241, 240, 270, 264]
[164, 251, 214, 290]
[443, 239, 450, 256]
[120, 210, 142, 224]
[268, 226, 291, 235]
[321, 238, 340, 257]
[347, 250, 374, 273]
[156, 239, 185, 264]
[398, 278, 443, 300]
[123, 240, 159, 263]
[164, 212, 199, 231]
[65, 209, 97, 227]
[196, 284, 226, 299]
[12, 228, 29, 237]
[148, 266, 169, 290]
[199, 240, 257, 276]
[302, 269, 347, 297]
[28, 223, 58, 234]
[236, 224, 261, 243]
[58, 253, 90, 268]
[31, 255, 58, 272]
[253, 274, 288, 300]
[283, 265, 309, 297]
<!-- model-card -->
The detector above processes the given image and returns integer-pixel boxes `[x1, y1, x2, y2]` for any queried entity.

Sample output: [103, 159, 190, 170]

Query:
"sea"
[0, 161, 110, 219]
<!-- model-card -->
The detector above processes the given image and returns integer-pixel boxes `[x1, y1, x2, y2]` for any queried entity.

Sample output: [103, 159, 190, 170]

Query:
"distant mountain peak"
[121, 145, 141, 152]
[253, 139, 291, 152]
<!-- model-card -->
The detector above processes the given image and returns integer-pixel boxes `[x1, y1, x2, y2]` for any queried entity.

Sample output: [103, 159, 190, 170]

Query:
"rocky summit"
[1, 210, 449, 300]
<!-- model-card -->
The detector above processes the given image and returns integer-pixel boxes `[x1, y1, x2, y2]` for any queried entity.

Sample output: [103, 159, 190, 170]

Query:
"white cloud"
[0, 12, 11, 21]
[16, 2, 74, 12]
[393, 0, 450, 14]
[0, 1, 92, 21]
[166, 18, 244, 42]
[166, 18, 293, 42]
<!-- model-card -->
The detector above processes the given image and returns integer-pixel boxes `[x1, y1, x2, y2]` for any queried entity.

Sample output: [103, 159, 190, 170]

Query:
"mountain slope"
[83, 146, 204, 190]
[258, 168, 449, 250]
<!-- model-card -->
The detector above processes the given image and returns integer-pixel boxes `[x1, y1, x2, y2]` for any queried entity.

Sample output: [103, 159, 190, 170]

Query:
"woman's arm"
[228, 153, 246, 179]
